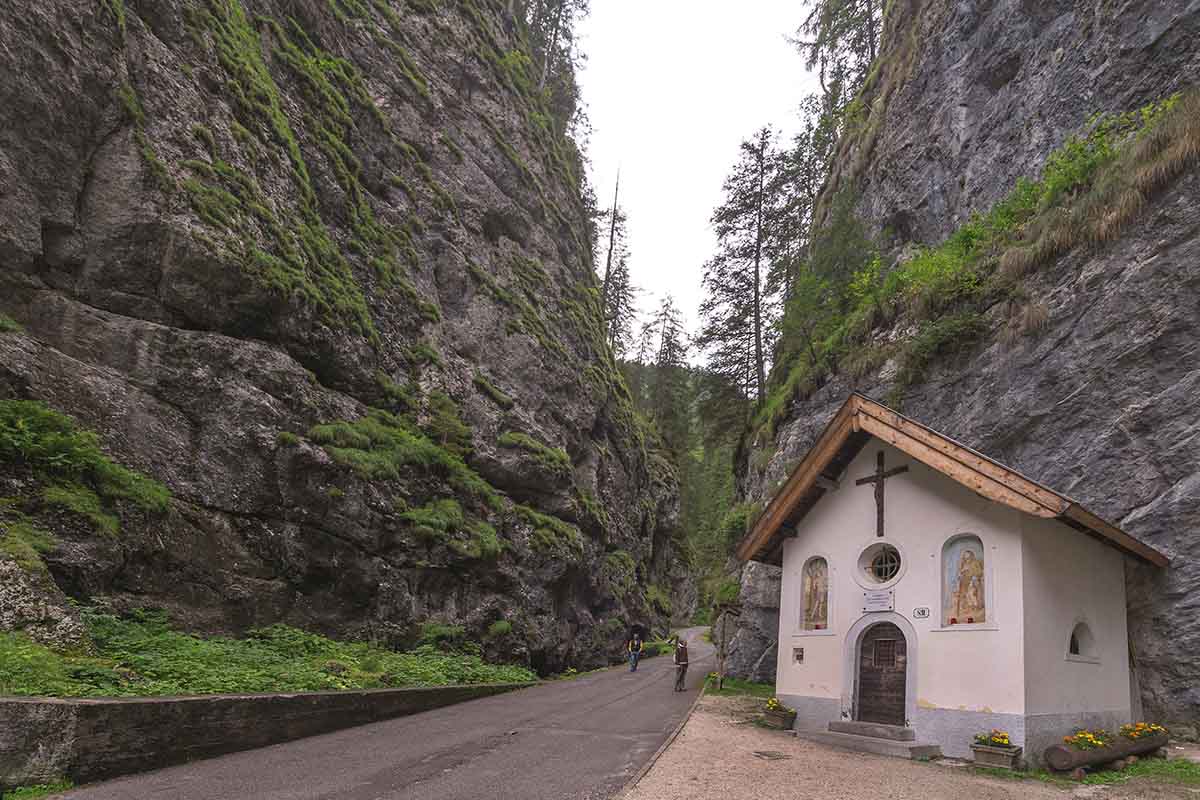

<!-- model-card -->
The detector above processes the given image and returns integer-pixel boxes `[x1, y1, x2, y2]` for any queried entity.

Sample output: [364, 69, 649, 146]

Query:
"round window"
[870, 546, 901, 581]
[854, 541, 905, 588]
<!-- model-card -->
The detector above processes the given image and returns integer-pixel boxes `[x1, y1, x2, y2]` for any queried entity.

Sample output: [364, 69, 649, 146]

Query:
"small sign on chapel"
[862, 590, 894, 613]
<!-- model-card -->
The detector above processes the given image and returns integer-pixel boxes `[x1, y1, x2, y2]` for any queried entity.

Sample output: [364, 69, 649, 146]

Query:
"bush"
[2, 779, 75, 799]
[487, 620, 512, 638]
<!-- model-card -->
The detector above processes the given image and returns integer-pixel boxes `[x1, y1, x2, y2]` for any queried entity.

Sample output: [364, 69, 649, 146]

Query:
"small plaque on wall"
[862, 590, 894, 613]
[913, 607, 931, 619]
[793, 647, 804, 664]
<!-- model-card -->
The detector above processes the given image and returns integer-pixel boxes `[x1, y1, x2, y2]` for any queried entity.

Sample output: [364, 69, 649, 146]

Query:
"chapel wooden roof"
[736, 393, 1169, 568]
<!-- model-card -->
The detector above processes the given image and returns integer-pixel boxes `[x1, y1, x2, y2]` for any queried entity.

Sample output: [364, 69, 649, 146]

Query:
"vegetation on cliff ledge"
[755, 90, 1198, 442]
[0, 609, 535, 698]
[0, 400, 171, 572]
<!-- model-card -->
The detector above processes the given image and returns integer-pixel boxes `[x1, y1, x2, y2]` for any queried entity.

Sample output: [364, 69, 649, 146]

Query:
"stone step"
[828, 720, 916, 741]
[797, 730, 942, 760]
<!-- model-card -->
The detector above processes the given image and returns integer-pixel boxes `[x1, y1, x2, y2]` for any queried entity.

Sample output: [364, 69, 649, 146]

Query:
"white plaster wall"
[776, 441, 1028, 723]
[1021, 514, 1132, 716]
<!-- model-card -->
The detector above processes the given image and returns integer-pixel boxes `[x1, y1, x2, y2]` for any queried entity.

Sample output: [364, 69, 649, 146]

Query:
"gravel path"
[625, 695, 1194, 800]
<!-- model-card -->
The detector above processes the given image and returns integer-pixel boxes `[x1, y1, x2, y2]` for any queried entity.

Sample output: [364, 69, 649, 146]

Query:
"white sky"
[576, 2, 822, 340]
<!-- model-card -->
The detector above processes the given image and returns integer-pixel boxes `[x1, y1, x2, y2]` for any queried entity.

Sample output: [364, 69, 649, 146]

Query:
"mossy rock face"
[0, 0, 689, 675]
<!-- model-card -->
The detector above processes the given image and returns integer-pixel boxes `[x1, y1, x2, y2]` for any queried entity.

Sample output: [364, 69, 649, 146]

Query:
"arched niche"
[942, 534, 987, 626]
[801, 556, 830, 631]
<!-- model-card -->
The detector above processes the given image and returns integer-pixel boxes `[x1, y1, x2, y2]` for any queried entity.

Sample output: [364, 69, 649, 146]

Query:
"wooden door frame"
[844, 612, 918, 727]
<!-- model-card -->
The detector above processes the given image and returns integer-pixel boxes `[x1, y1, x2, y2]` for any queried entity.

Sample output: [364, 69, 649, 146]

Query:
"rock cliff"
[734, 0, 1200, 726]
[0, 0, 690, 672]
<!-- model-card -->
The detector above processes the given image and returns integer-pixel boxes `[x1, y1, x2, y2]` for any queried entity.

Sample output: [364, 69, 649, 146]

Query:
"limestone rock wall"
[734, 0, 1200, 726]
[0, 0, 690, 672]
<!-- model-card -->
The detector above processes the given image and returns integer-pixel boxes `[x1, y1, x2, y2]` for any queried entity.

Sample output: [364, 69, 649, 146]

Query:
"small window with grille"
[874, 639, 897, 668]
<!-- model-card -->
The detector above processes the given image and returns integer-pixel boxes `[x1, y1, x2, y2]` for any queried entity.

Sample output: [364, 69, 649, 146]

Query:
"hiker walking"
[628, 633, 644, 672]
[673, 637, 689, 691]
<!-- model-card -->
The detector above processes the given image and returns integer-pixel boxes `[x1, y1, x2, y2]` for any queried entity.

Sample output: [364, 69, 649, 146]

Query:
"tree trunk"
[752, 134, 767, 405]
[1044, 733, 1168, 772]
[538, 0, 565, 91]
[865, 0, 878, 63]
[600, 171, 620, 316]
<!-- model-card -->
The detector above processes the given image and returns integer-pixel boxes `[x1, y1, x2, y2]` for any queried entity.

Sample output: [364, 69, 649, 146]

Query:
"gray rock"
[0, 1, 689, 671]
[733, 0, 1200, 726]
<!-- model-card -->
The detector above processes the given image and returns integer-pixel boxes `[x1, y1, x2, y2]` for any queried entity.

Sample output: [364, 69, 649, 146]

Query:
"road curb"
[611, 674, 708, 799]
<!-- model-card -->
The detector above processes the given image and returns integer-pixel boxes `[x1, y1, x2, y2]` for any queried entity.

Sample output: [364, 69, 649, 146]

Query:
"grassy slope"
[0, 609, 535, 698]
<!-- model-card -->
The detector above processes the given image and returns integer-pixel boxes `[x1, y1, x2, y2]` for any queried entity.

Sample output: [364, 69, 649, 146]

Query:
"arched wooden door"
[855, 622, 907, 726]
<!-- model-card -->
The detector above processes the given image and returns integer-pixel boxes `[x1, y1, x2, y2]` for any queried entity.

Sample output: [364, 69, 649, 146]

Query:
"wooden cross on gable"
[855, 451, 909, 537]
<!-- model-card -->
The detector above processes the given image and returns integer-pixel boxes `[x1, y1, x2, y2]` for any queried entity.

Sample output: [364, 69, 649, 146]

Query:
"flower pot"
[972, 743, 1023, 769]
[763, 708, 797, 730]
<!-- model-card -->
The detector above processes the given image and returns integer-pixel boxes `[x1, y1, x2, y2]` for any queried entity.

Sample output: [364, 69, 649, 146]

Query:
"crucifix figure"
[855, 451, 909, 537]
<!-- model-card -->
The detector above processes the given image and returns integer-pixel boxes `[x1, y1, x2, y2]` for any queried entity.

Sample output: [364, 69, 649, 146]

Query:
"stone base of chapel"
[778, 694, 1131, 766]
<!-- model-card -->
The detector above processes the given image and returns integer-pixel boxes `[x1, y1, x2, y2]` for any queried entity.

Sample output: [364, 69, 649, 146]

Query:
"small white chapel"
[737, 393, 1168, 763]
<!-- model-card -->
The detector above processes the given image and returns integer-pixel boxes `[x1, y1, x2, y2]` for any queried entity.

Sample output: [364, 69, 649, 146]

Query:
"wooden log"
[1044, 733, 1169, 772]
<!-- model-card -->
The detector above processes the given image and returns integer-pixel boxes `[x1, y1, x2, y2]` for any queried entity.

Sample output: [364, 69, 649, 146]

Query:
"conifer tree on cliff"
[648, 295, 690, 459]
[697, 127, 779, 407]
[597, 176, 638, 357]
[792, 0, 881, 99]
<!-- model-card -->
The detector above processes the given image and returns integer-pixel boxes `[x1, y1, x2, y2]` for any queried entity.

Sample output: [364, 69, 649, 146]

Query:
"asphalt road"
[61, 628, 714, 800]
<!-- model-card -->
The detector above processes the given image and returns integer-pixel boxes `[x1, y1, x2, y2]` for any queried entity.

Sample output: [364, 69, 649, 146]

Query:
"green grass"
[602, 550, 636, 599]
[0, 313, 22, 333]
[0, 401, 170, 539]
[276, 431, 301, 447]
[514, 504, 582, 560]
[645, 584, 672, 614]
[2, 779, 75, 799]
[473, 373, 514, 410]
[497, 432, 570, 477]
[704, 675, 775, 698]
[308, 409, 500, 510]
[965, 757, 1200, 787]
[758, 92, 1193, 436]
[42, 484, 120, 537]
[1081, 757, 1200, 786]
[0, 610, 536, 698]
[0, 516, 56, 573]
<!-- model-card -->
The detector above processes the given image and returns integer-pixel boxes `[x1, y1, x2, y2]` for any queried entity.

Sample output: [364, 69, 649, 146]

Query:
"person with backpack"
[627, 633, 644, 672]
[673, 637, 689, 691]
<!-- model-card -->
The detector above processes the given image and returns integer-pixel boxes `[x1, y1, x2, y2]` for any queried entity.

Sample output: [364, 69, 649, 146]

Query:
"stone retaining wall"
[0, 682, 535, 790]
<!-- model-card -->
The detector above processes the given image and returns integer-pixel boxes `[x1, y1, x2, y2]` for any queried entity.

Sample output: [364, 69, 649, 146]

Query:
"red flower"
[949, 617, 958, 625]
[967, 616, 975, 624]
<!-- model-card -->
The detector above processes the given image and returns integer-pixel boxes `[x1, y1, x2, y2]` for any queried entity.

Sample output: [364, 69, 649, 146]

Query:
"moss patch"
[308, 409, 499, 510]
[497, 431, 570, 477]
[0, 400, 171, 537]
[514, 504, 582, 560]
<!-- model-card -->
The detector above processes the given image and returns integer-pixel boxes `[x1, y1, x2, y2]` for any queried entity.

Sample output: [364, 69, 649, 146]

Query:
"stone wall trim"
[0, 682, 537, 790]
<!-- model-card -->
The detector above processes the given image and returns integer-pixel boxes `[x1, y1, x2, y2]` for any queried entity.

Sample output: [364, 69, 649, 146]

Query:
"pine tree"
[764, 91, 845, 302]
[697, 127, 779, 406]
[596, 177, 639, 357]
[792, 0, 881, 100]
[649, 295, 690, 459]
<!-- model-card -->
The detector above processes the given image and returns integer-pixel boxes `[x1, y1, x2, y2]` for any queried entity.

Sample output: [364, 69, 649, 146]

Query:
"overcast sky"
[576, 3, 822, 341]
